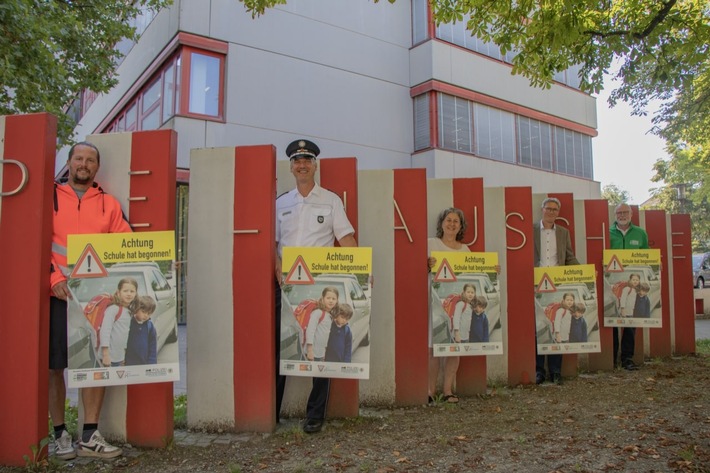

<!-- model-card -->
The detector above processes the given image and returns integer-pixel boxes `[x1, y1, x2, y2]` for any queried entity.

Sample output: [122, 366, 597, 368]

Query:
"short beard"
[71, 174, 91, 186]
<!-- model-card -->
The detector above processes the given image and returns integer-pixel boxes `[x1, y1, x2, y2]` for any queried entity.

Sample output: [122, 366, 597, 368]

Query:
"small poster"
[280, 246, 372, 379]
[66, 231, 180, 387]
[534, 264, 601, 354]
[603, 249, 662, 327]
[430, 252, 503, 357]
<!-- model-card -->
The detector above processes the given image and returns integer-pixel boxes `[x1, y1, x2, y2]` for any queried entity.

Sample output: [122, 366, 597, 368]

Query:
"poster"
[279, 246, 372, 379]
[430, 251, 503, 357]
[66, 231, 180, 387]
[534, 264, 601, 354]
[603, 249, 662, 327]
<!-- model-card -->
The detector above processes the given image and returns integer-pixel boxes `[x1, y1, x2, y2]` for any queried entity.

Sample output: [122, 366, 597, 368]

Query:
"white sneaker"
[54, 430, 76, 460]
[76, 430, 123, 459]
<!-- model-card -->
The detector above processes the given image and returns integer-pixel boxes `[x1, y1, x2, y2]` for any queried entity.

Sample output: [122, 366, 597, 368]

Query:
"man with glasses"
[610, 203, 649, 371]
[533, 197, 579, 384]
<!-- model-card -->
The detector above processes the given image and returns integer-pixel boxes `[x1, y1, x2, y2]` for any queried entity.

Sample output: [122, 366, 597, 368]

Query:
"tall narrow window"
[474, 103, 515, 162]
[412, 0, 429, 45]
[518, 116, 552, 170]
[162, 63, 176, 124]
[188, 52, 220, 117]
[141, 78, 162, 130]
[413, 94, 430, 151]
[438, 94, 472, 153]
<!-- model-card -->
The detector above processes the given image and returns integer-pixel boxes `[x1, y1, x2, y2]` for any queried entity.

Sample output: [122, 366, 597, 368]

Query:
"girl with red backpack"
[305, 286, 339, 361]
[99, 277, 139, 367]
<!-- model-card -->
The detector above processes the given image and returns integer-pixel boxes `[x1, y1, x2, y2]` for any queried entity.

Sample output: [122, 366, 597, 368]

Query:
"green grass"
[174, 394, 187, 429]
[696, 339, 710, 355]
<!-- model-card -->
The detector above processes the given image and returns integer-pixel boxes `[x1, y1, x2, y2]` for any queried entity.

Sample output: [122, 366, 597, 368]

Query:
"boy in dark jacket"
[633, 283, 652, 318]
[125, 296, 158, 365]
[324, 303, 354, 363]
[568, 303, 588, 343]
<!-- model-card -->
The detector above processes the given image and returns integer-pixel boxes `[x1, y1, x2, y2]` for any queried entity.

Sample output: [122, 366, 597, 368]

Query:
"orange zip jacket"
[51, 182, 132, 291]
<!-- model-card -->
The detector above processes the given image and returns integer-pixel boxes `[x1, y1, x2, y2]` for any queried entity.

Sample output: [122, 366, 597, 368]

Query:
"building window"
[423, 92, 593, 179]
[439, 94, 473, 153]
[102, 45, 225, 133]
[413, 94, 430, 151]
[187, 51, 221, 117]
[554, 127, 593, 179]
[430, 12, 587, 89]
[518, 116, 553, 171]
[412, 0, 429, 45]
[474, 103, 515, 163]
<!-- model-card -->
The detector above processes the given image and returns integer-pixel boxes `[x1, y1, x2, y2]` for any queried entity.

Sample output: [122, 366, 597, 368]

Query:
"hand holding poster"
[280, 246, 372, 379]
[534, 264, 601, 354]
[603, 249, 662, 327]
[430, 251, 503, 357]
[66, 231, 179, 387]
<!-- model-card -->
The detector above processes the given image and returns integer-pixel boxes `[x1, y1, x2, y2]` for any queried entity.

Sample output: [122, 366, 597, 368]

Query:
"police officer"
[275, 139, 357, 433]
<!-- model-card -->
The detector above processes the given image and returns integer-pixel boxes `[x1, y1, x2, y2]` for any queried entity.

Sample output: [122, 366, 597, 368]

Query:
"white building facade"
[66, 0, 600, 198]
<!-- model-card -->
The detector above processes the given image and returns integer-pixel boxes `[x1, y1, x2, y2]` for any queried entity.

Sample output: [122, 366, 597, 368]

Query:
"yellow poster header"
[431, 251, 498, 274]
[282, 247, 372, 275]
[68, 231, 175, 264]
[534, 264, 596, 286]
[603, 249, 660, 267]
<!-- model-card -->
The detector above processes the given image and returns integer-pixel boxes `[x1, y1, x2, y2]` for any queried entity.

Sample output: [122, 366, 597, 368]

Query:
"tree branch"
[583, 0, 677, 40]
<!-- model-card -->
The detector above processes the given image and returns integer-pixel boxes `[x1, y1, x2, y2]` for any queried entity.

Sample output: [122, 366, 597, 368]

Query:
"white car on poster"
[67, 263, 178, 369]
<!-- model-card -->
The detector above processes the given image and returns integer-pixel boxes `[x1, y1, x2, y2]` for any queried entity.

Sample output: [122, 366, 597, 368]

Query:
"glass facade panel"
[141, 106, 160, 130]
[433, 13, 582, 89]
[438, 94, 472, 153]
[412, 0, 428, 44]
[189, 52, 220, 116]
[143, 78, 161, 111]
[162, 63, 175, 124]
[430, 92, 592, 179]
[414, 94, 430, 151]
[518, 116, 553, 170]
[474, 104, 515, 162]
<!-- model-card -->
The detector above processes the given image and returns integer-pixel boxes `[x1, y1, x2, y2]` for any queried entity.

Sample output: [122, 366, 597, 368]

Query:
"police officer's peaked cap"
[286, 139, 320, 160]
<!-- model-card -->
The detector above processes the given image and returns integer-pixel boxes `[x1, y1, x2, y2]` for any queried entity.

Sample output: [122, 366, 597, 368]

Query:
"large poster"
[430, 252, 503, 357]
[603, 249, 662, 327]
[279, 246, 372, 379]
[535, 264, 601, 354]
[66, 231, 180, 387]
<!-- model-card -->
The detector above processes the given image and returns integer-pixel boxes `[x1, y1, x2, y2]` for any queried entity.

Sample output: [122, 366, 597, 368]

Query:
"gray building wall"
[63, 0, 601, 199]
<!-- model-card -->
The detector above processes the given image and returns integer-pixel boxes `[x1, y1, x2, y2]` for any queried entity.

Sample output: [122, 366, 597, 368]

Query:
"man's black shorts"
[49, 296, 68, 370]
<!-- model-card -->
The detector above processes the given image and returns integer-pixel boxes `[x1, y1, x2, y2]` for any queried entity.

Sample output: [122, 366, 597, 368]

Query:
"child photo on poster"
[65, 231, 180, 388]
[279, 246, 372, 380]
[430, 251, 503, 357]
[603, 249, 662, 328]
[534, 264, 601, 355]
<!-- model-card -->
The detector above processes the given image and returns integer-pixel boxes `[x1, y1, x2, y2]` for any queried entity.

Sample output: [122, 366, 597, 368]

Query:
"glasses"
[616, 211, 630, 215]
[543, 207, 560, 213]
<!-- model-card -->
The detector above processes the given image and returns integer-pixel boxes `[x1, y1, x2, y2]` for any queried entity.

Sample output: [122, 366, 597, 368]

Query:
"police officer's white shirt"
[276, 183, 354, 256]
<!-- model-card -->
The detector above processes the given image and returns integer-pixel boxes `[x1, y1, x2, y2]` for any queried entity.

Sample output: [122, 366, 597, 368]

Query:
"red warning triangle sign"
[70, 244, 108, 278]
[536, 272, 556, 293]
[605, 255, 624, 272]
[284, 255, 314, 285]
[433, 258, 457, 282]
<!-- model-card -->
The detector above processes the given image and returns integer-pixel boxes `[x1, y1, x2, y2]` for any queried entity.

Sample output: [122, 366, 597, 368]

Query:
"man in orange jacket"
[50, 142, 131, 460]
